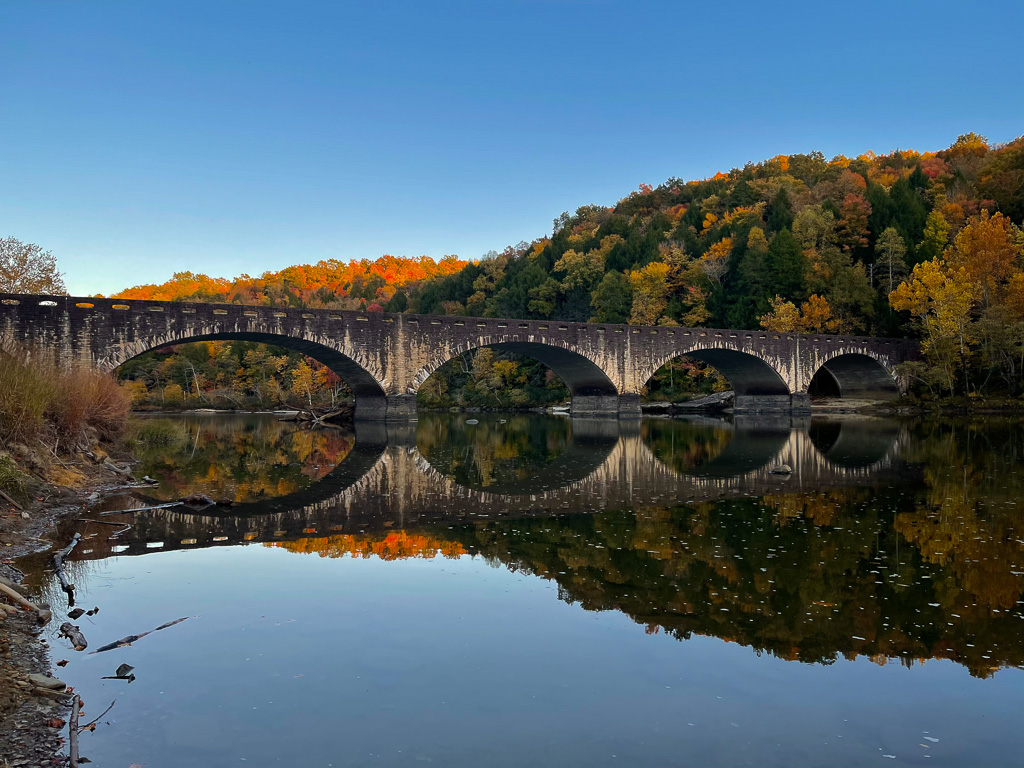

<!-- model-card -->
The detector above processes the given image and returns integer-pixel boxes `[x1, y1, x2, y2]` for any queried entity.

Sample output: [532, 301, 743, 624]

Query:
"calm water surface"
[19, 412, 1024, 767]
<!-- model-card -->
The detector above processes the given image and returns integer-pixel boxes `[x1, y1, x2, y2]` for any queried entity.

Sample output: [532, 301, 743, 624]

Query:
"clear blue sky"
[2, 1, 1021, 296]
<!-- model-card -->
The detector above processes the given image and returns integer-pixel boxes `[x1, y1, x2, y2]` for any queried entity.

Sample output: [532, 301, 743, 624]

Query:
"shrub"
[0, 342, 132, 450]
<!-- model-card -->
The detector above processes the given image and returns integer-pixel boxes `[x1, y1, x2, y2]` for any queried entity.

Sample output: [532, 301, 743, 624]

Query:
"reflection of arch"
[809, 352, 900, 400]
[808, 417, 900, 469]
[414, 415, 619, 495]
[135, 422, 390, 517]
[110, 331, 388, 418]
[411, 337, 619, 400]
[641, 417, 792, 479]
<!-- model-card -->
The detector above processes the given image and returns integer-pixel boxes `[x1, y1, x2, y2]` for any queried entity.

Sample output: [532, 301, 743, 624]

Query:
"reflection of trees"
[894, 420, 1024, 613]
[136, 416, 354, 503]
[273, 532, 466, 561]
[441, 418, 1024, 677]
[416, 414, 570, 488]
[640, 419, 731, 473]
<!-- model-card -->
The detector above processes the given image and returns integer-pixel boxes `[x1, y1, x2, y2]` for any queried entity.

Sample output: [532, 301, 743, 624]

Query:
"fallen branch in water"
[0, 581, 52, 623]
[79, 518, 130, 526]
[108, 525, 131, 539]
[90, 616, 190, 654]
[79, 699, 116, 731]
[53, 533, 82, 606]
[97, 501, 184, 516]
[68, 694, 81, 768]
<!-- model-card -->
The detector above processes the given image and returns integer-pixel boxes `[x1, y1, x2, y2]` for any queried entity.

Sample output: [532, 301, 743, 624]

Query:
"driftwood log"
[90, 616, 189, 654]
[0, 488, 23, 510]
[53, 532, 81, 606]
[0, 581, 51, 623]
[69, 694, 81, 768]
[60, 622, 89, 651]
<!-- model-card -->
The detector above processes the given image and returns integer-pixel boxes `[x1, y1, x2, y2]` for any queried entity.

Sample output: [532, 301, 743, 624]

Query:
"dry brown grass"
[0, 342, 131, 450]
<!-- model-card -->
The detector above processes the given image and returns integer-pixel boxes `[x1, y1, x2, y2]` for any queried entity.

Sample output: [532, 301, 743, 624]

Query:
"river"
[17, 412, 1024, 767]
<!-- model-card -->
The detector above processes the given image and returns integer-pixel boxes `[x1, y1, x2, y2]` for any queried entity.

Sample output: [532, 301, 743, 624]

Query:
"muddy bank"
[0, 448, 137, 767]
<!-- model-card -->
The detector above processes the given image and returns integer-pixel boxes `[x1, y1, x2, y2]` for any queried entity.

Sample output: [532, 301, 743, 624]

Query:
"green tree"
[590, 270, 633, 323]
[875, 227, 909, 295]
[765, 228, 805, 301]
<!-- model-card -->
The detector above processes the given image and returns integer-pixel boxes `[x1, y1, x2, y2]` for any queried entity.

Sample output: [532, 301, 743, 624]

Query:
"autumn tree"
[629, 262, 671, 325]
[874, 227, 909, 295]
[0, 237, 67, 294]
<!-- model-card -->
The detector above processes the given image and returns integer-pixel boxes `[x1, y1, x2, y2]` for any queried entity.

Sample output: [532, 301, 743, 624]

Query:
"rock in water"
[28, 673, 66, 691]
[769, 464, 793, 475]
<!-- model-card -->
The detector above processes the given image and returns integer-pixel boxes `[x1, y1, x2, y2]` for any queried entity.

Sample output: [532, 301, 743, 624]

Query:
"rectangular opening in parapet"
[1, 299, 19, 305]
[112, 304, 130, 310]
[273, 312, 287, 318]
[149, 307, 165, 312]
[213, 309, 228, 315]
[302, 313, 315, 319]
[75, 302, 94, 308]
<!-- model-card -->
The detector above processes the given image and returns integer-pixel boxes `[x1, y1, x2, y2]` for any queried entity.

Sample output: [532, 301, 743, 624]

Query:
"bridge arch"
[635, 345, 792, 406]
[807, 351, 901, 400]
[410, 335, 621, 413]
[109, 329, 390, 418]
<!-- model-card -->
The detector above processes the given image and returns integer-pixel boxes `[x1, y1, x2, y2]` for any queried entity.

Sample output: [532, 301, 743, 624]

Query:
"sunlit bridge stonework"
[0, 293, 917, 418]
[68, 417, 906, 558]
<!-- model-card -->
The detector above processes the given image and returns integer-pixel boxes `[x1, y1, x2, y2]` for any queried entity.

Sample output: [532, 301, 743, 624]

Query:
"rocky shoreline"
[0, 453, 135, 767]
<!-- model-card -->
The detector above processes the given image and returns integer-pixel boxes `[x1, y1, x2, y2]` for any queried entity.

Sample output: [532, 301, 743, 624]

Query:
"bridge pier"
[733, 393, 811, 414]
[569, 393, 642, 418]
[354, 394, 419, 421]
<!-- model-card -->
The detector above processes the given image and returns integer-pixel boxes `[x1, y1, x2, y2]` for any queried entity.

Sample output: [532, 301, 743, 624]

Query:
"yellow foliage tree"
[628, 262, 671, 325]
[759, 294, 840, 333]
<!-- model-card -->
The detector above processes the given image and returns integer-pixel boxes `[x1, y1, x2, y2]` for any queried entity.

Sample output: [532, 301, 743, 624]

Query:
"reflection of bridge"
[72, 417, 906, 560]
[0, 293, 916, 418]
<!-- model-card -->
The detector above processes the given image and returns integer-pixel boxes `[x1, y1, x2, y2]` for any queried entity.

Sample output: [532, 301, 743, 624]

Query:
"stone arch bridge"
[0, 293, 917, 419]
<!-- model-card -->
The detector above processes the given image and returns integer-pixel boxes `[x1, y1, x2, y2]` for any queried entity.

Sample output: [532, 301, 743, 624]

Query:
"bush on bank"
[0, 343, 132, 453]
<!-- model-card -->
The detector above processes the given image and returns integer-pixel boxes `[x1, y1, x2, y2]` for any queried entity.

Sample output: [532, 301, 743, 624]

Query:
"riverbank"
[0, 445, 139, 767]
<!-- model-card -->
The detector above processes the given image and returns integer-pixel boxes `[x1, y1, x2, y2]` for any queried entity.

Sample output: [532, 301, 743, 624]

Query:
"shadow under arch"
[113, 331, 389, 418]
[640, 416, 792, 479]
[131, 421, 393, 517]
[807, 417, 901, 469]
[639, 347, 792, 400]
[413, 414, 621, 496]
[411, 337, 619, 410]
[809, 352, 900, 400]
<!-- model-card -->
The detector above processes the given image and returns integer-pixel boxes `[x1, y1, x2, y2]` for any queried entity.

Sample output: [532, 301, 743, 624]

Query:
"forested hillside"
[115, 133, 1024, 406]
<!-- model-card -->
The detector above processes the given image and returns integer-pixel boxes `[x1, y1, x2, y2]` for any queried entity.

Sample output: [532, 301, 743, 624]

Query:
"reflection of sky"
[57, 546, 1024, 768]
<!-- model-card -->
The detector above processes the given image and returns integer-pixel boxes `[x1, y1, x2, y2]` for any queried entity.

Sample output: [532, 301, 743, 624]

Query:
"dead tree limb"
[53, 532, 81, 606]
[0, 488, 23, 510]
[69, 694, 81, 768]
[90, 616, 189, 654]
[79, 699, 116, 730]
[0, 582, 51, 623]
[97, 501, 184, 516]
